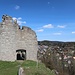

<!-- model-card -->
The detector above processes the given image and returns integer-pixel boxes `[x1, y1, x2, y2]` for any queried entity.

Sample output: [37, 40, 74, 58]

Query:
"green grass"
[0, 60, 55, 75]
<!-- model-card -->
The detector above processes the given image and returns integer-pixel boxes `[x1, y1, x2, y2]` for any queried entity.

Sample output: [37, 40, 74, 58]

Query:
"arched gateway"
[16, 49, 26, 60]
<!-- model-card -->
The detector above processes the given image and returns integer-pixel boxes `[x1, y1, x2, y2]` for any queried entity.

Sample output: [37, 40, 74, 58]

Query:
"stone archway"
[16, 49, 26, 60]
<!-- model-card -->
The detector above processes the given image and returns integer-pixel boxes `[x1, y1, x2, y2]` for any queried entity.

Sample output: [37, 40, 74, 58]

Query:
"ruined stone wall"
[0, 15, 38, 61]
[0, 16, 17, 61]
[15, 26, 38, 60]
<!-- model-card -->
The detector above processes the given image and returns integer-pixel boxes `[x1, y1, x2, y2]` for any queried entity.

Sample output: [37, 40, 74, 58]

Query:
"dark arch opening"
[16, 49, 26, 60]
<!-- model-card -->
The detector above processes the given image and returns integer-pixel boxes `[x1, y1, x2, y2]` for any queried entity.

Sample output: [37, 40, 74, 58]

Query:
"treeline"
[38, 40, 75, 46]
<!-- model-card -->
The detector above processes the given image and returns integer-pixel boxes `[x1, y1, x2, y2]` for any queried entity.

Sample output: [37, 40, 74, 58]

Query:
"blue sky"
[0, 0, 75, 42]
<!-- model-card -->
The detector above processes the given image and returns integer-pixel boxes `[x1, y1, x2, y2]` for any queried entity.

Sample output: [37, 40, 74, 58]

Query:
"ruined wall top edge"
[0, 15, 36, 35]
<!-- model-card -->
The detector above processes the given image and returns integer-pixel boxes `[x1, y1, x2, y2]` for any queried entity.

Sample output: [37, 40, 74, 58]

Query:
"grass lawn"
[0, 60, 55, 75]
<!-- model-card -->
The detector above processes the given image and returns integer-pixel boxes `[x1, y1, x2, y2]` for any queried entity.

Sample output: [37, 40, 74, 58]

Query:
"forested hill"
[38, 40, 75, 46]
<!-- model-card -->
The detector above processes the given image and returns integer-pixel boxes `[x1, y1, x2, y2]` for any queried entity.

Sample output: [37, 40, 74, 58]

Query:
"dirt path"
[18, 67, 26, 75]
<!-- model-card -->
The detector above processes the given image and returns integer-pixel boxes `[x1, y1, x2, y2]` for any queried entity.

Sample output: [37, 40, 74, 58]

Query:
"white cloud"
[48, 2, 50, 4]
[57, 25, 66, 28]
[53, 33, 61, 35]
[12, 17, 17, 20]
[36, 29, 44, 32]
[18, 17, 22, 20]
[13, 17, 26, 25]
[72, 31, 75, 34]
[15, 5, 20, 10]
[43, 24, 54, 28]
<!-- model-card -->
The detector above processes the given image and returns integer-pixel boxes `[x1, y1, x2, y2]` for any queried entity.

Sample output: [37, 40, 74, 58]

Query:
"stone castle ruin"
[0, 15, 38, 61]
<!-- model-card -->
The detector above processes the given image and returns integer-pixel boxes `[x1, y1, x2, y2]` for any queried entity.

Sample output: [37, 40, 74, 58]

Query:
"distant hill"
[38, 40, 75, 48]
[38, 40, 75, 46]
[38, 40, 63, 45]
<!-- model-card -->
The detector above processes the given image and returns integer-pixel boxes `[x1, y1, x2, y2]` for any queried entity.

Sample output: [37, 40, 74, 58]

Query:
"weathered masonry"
[0, 15, 38, 61]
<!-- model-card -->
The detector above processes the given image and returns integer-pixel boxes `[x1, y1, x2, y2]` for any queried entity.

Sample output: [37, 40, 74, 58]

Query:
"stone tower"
[0, 15, 38, 61]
